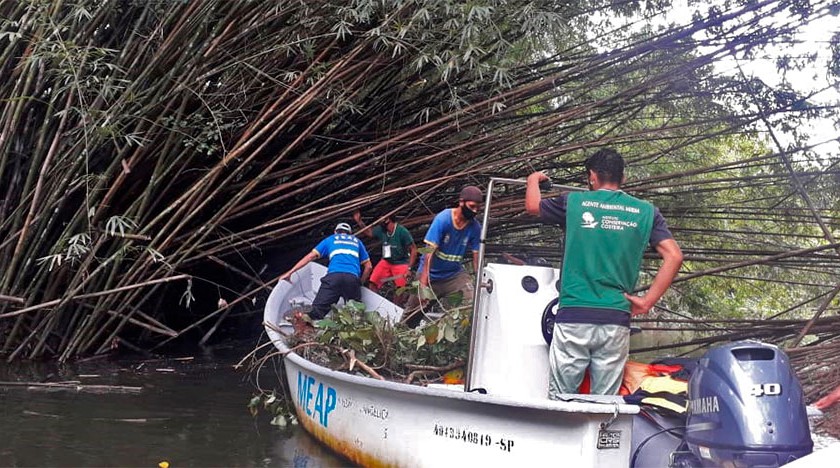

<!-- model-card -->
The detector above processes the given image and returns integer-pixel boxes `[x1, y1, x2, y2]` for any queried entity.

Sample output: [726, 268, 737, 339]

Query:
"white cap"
[335, 222, 352, 233]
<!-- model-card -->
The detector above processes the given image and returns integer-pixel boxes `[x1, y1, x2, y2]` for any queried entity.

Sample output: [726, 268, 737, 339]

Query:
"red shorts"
[369, 260, 410, 288]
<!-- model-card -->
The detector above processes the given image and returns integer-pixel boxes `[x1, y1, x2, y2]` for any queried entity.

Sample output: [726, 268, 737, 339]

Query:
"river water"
[2, 339, 836, 466]
[0, 342, 344, 467]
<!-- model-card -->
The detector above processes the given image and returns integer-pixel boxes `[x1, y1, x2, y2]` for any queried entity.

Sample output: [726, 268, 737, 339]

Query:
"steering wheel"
[541, 297, 558, 345]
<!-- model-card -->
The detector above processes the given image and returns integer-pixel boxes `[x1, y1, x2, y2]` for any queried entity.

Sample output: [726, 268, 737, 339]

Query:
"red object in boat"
[815, 383, 840, 410]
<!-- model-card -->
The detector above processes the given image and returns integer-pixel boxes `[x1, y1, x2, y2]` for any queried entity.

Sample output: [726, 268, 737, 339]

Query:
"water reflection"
[0, 346, 348, 467]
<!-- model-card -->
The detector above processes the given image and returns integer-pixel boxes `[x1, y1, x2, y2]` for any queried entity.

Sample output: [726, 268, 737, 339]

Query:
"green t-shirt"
[561, 190, 655, 312]
[372, 223, 414, 265]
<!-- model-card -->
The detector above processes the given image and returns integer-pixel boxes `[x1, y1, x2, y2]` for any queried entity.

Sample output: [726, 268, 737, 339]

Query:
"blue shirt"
[418, 209, 481, 281]
[313, 234, 370, 277]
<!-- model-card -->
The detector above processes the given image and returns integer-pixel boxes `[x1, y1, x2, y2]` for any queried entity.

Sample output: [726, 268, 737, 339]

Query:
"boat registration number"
[597, 429, 621, 449]
[433, 424, 515, 452]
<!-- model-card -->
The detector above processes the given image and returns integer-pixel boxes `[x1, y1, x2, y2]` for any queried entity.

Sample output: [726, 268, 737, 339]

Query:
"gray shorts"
[402, 271, 473, 327]
[548, 322, 630, 397]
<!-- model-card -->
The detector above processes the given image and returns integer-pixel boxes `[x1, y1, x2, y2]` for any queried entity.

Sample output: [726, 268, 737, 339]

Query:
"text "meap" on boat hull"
[297, 371, 337, 427]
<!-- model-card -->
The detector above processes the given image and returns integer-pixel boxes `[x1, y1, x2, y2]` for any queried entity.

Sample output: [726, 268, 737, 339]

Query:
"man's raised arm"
[525, 171, 549, 216]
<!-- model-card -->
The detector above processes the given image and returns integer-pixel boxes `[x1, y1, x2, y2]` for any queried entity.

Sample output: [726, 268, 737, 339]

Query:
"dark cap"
[459, 185, 483, 203]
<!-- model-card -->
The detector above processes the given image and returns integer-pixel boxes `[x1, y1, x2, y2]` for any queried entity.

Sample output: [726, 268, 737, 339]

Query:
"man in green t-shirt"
[524, 148, 683, 397]
[353, 211, 418, 298]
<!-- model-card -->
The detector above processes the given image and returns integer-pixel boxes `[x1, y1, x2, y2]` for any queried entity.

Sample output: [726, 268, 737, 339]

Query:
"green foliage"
[247, 391, 298, 428]
[310, 298, 471, 375]
[105, 215, 137, 237]
[35, 253, 64, 272]
[3, 0, 838, 363]
[35, 231, 91, 272]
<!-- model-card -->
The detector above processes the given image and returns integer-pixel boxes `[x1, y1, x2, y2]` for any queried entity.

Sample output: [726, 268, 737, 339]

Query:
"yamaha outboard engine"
[685, 341, 813, 467]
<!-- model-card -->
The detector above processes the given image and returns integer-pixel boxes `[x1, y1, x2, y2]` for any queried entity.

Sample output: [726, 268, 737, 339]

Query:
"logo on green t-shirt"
[581, 212, 598, 228]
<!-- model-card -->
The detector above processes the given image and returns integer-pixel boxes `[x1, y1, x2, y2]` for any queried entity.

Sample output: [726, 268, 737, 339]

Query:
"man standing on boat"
[352, 211, 418, 300]
[402, 186, 483, 328]
[525, 148, 683, 396]
[278, 222, 373, 320]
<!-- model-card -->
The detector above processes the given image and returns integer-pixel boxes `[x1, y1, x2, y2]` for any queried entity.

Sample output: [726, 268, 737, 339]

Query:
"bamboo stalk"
[1, 0, 838, 365]
[0, 381, 142, 393]
[0, 275, 190, 319]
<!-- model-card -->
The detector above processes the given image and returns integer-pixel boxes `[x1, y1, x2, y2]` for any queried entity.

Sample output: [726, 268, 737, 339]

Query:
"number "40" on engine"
[750, 383, 782, 397]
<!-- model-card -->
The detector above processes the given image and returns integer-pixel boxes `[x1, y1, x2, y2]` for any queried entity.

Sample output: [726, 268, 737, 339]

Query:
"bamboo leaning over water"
[0, 0, 838, 408]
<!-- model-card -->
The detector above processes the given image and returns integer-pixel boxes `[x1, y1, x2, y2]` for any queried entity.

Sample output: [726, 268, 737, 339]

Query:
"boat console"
[467, 261, 559, 399]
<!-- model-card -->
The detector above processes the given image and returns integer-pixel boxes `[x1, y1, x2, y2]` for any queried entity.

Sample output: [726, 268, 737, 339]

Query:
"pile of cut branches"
[282, 299, 470, 385]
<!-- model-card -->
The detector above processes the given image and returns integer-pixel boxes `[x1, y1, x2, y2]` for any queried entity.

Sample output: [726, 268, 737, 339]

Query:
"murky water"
[3, 339, 835, 467]
[0, 343, 346, 467]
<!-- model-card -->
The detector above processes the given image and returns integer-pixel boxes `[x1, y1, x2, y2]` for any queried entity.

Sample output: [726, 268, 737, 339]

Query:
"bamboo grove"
[0, 0, 839, 405]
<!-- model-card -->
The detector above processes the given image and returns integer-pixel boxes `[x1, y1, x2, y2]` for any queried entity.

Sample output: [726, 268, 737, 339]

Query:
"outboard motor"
[685, 341, 813, 467]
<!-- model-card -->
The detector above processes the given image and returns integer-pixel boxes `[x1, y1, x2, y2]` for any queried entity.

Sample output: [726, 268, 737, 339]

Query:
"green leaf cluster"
[247, 391, 299, 428]
[310, 297, 471, 376]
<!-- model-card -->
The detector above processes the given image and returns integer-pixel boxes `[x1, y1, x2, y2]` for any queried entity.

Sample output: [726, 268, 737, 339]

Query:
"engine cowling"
[685, 341, 813, 467]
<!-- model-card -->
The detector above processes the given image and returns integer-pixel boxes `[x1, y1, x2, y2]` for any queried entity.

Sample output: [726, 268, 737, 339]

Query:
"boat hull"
[284, 352, 635, 467]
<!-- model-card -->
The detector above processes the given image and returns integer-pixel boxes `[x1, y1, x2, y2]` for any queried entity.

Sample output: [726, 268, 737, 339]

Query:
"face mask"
[461, 204, 477, 220]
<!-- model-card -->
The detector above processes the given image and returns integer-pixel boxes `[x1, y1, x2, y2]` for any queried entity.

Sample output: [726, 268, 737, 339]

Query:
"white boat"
[266, 263, 637, 467]
[265, 178, 819, 467]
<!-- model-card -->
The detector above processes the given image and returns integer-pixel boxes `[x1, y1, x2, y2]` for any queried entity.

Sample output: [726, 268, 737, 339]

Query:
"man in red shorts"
[353, 211, 417, 300]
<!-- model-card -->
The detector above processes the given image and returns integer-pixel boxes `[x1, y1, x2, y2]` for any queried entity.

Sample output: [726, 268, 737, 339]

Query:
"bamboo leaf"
[105, 216, 137, 237]
[424, 325, 438, 344]
[270, 415, 287, 427]
[444, 325, 457, 343]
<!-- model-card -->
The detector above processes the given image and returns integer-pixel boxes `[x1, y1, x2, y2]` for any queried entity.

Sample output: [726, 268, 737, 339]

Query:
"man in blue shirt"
[279, 222, 372, 319]
[402, 186, 483, 327]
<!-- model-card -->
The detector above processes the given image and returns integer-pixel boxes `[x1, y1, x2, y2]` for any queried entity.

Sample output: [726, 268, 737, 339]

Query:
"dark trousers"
[310, 272, 362, 319]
